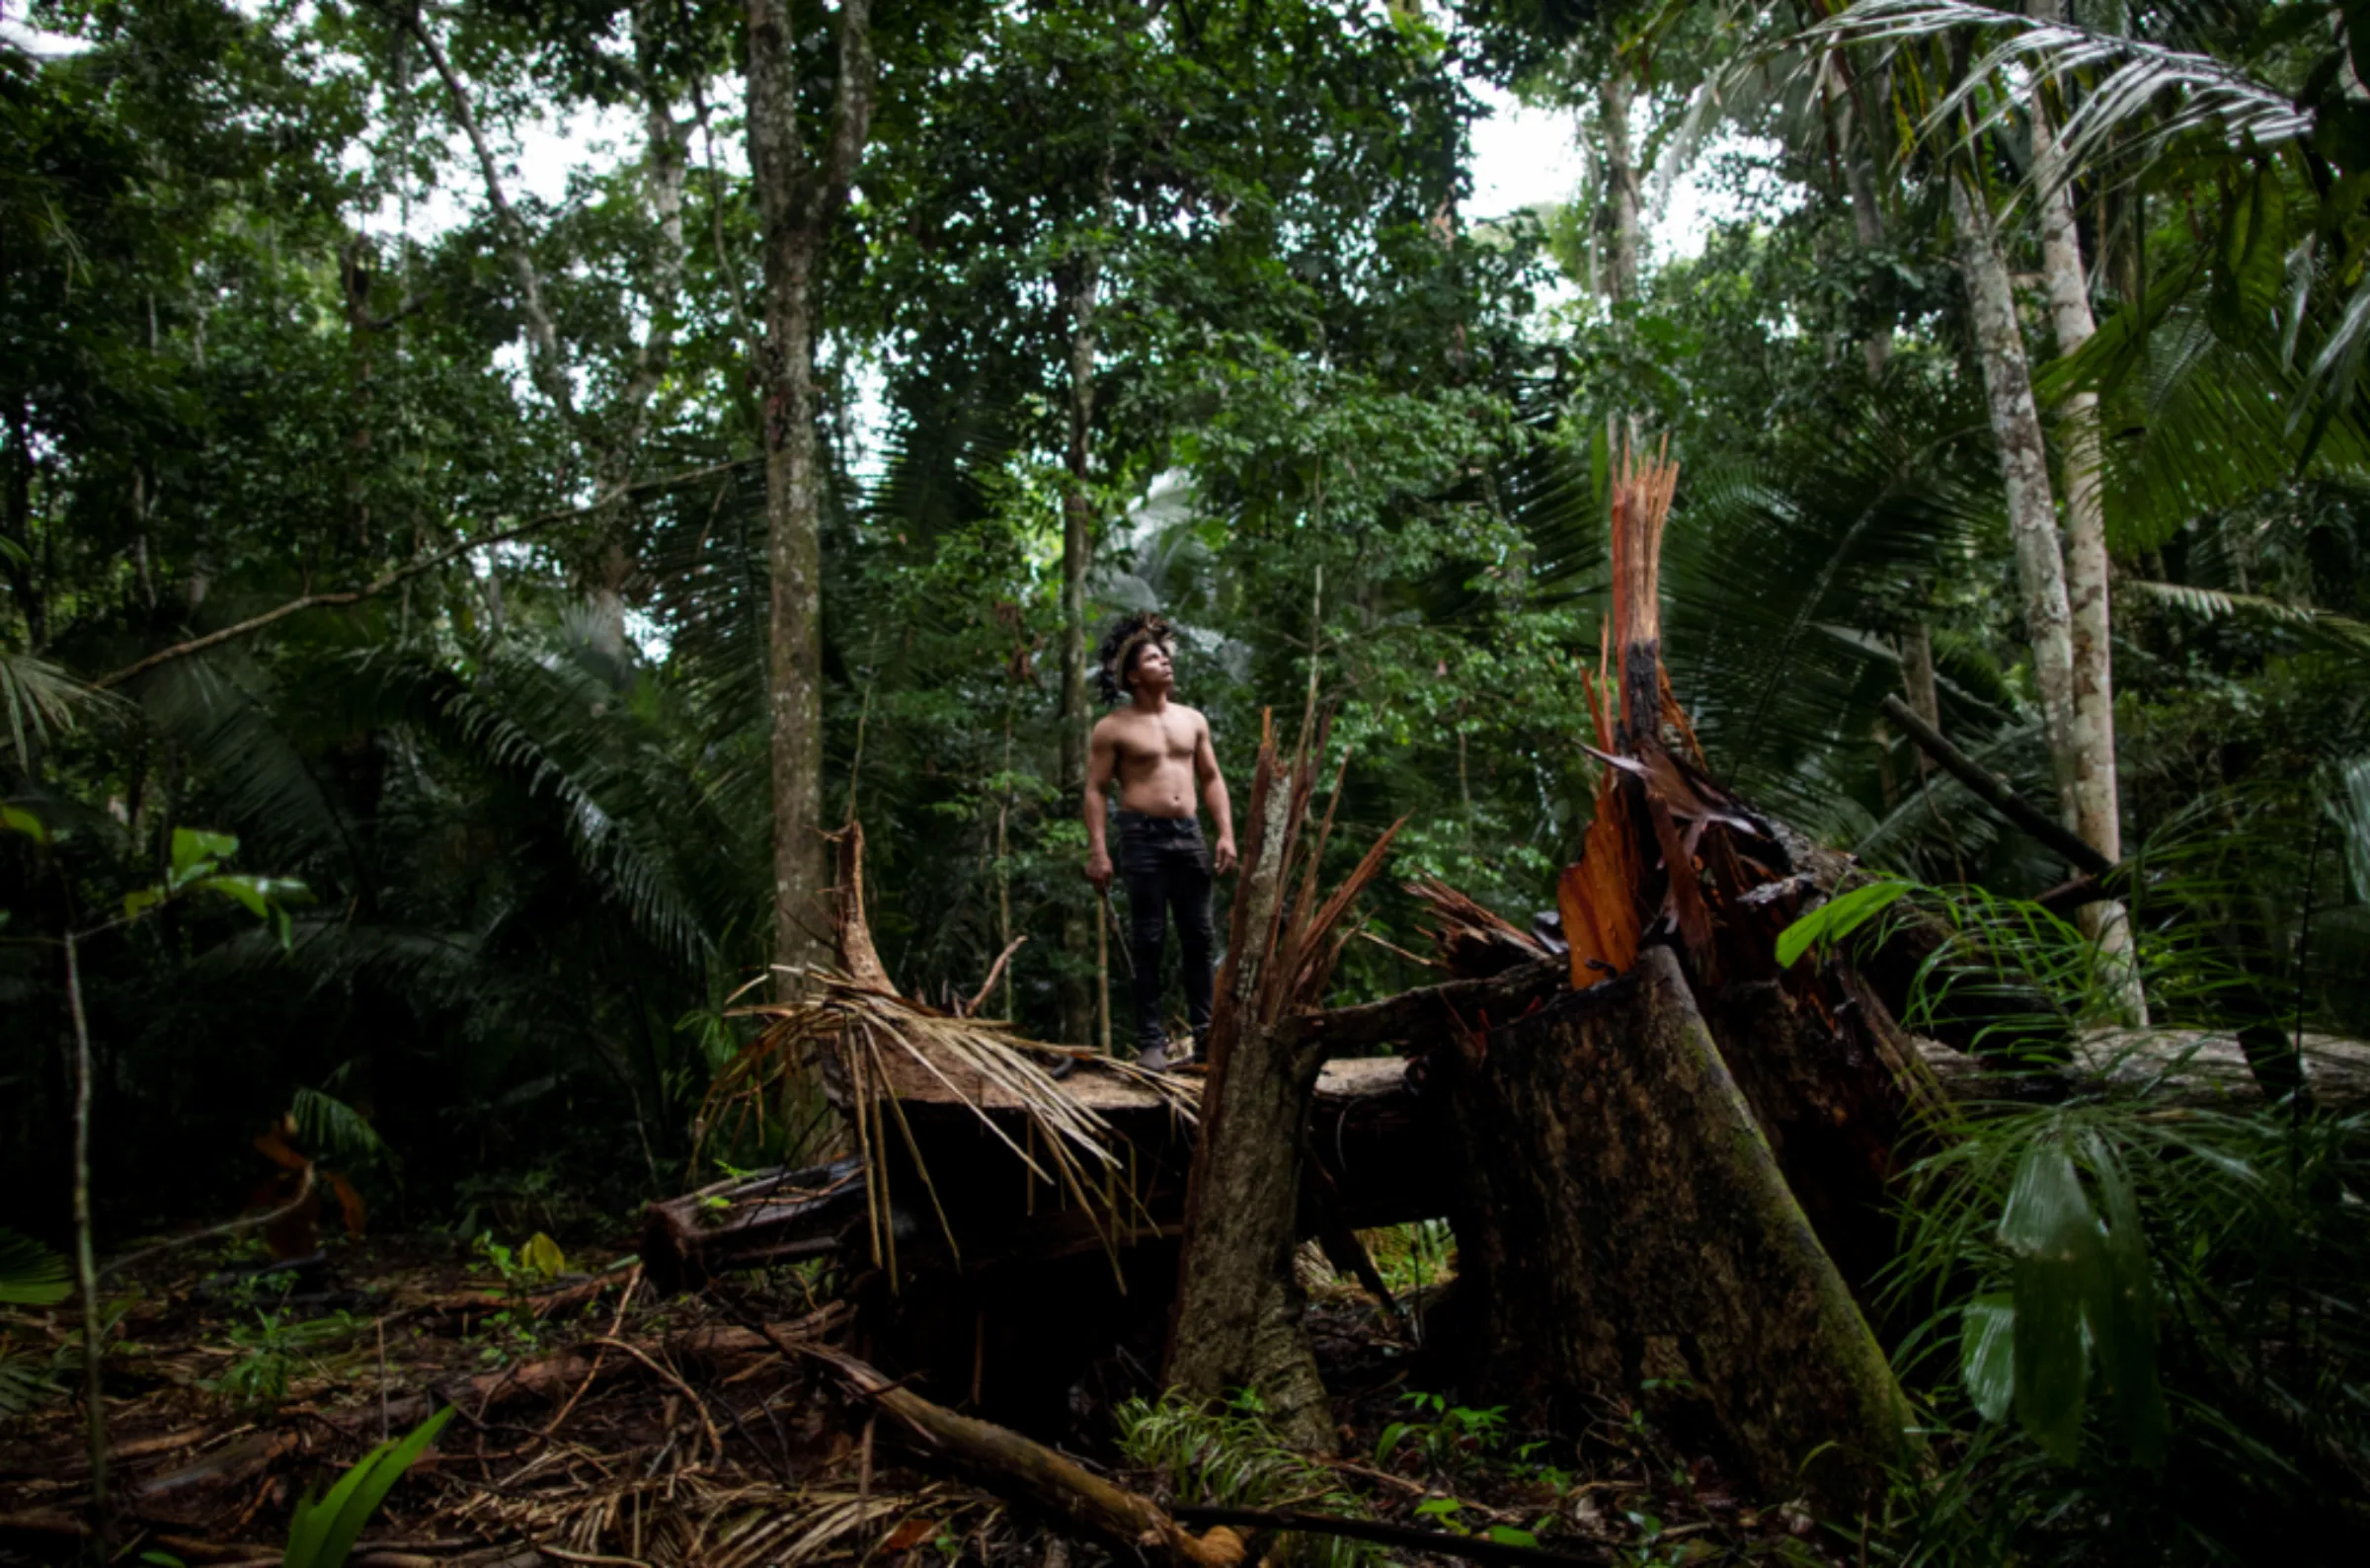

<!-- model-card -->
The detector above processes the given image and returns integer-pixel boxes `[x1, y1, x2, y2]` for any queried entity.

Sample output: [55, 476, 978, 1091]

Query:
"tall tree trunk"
[1058, 205, 1105, 1047]
[747, 0, 874, 983]
[1829, 67, 1892, 377]
[1597, 65, 1641, 307]
[590, 3, 691, 662]
[1899, 620, 1940, 772]
[2029, 0, 2140, 1012]
[1950, 176, 2083, 823]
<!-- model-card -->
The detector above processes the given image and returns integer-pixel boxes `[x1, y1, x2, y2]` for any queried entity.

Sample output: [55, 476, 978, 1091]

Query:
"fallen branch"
[94, 458, 754, 689]
[1879, 695, 2110, 877]
[806, 1344, 1245, 1568]
[958, 937, 1027, 1018]
[100, 1167, 316, 1279]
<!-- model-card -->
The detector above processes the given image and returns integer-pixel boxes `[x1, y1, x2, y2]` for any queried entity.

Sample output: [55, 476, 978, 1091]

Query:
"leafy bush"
[1840, 870, 2370, 1563]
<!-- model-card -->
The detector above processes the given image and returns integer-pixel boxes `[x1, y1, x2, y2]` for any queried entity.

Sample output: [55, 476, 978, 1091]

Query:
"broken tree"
[1162, 719, 1402, 1452]
[1431, 444, 1920, 1513]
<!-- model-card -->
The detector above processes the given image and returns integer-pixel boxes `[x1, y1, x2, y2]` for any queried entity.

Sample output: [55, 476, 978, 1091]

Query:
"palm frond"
[135, 653, 364, 886]
[0, 1352, 61, 1418]
[1805, 0, 2311, 195]
[1661, 378, 1999, 823]
[291, 1087, 387, 1166]
[363, 639, 756, 970]
[1, 648, 120, 762]
[2123, 579, 2370, 663]
[0, 1227, 71, 1306]
[718, 974, 1192, 1270]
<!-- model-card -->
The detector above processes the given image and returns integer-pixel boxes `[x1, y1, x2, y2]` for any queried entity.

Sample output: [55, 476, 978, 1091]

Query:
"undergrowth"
[1830, 868, 2370, 1565]
[1115, 1389, 1378, 1568]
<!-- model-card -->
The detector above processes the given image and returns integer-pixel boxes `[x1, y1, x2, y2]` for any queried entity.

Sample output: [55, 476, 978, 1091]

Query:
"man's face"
[1129, 643, 1175, 696]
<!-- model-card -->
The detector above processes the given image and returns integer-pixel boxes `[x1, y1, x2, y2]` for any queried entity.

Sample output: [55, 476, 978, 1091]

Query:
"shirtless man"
[1083, 613, 1237, 1069]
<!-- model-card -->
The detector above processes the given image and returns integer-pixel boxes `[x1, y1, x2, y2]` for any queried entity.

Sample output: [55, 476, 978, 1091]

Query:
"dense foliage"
[7, 0, 2370, 1553]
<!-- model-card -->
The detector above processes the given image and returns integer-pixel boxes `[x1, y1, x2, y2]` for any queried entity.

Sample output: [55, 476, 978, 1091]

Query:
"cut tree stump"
[1435, 947, 1915, 1513]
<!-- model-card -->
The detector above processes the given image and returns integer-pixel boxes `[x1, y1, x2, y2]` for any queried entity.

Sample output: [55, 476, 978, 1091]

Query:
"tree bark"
[2026, 2, 2139, 1011]
[588, 3, 694, 662]
[1436, 948, 1914, 1514]
[1057, 197, 1106, 1047]
[746, 0, 874, 983]
[1825, 59, 1891, 377]
[1950, 176, 2083, 827]
[1597, 65, 1641, 306]
[406, 6, 578, 428]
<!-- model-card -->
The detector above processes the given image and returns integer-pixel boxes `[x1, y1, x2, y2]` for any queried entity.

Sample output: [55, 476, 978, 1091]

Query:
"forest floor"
[0, 1234, 1852, 1566]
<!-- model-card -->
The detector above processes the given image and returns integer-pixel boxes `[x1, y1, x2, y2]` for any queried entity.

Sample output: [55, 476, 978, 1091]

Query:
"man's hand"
[1086, 848, 1114, 892]
[1213, 834, 1237, 876]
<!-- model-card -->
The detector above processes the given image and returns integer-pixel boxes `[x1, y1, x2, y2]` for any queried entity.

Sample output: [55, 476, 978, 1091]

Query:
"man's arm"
[1084, 719, 1118, 891]
[1194, 715, 1237, 875]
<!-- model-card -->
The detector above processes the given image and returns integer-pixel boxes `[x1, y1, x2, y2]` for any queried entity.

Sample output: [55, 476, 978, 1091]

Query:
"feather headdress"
[1095, 612, 1176, 705]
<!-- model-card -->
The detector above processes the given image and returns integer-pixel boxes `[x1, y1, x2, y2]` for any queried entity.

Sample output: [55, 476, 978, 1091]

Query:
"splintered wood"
[1609, 435, 1679, 738]
[1555, 439, 1677, 991]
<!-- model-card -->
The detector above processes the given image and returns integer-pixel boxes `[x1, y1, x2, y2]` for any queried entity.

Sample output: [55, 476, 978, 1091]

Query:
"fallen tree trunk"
[640, 1156, 865, 1293]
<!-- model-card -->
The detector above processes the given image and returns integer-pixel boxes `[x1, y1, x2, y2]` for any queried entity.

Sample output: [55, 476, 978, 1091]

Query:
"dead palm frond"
[716, 971, 1193, 1272]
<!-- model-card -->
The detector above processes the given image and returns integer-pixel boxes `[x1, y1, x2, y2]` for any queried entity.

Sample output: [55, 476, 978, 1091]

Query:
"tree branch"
[813, 0, 876, 229]
[403, 4, 579, 425]
[93, 458, 753, 688]
[1879, 694, 2111, 876]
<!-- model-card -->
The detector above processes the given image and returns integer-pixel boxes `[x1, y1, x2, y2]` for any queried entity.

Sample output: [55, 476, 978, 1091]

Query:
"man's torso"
[1101, 704, 1203, 818]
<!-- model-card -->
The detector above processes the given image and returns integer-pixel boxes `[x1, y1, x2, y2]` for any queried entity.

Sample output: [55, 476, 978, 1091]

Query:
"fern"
[1116, 1392, 1377, 1568]
[0, 1228, 70, 1306]
[292, 1088, 387, 1167]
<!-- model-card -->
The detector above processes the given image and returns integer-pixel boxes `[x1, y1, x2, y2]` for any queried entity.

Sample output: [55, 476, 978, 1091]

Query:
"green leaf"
[1959, 1293, 2015, 1424]
[0, 804, 47, 844]
[122, 887, 164, 921]
[2081, 1133, 2168, 1466]
[1374, 1422, 1411, 1464]
[1777, 880, 1915, 969]
[1413, 1497, 1463, 1526]
[171, 826, 238, 876]
[197, 874, 312, 923]
[200, 875, 270, 918]
[2000, 1137, 2099, 1466]
[1484, 1527, 1540, 1548]
[519, 1232, 568, 1281]
[0, 1228, 71, 1306]
[282, 1405, 453, 1568]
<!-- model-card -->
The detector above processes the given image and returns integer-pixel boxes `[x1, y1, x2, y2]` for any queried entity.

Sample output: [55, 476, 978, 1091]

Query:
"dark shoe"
[1136, 1042, 1170, 1072]
[1045, 1055, 1078, 1081]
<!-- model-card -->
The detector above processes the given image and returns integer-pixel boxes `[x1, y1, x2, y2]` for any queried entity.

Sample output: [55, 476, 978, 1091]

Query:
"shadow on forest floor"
[0, 1236, 1848, 1566]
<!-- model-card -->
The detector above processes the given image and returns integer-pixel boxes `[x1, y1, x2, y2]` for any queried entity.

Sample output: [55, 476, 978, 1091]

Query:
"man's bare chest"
[1113, 713, 1196, 768]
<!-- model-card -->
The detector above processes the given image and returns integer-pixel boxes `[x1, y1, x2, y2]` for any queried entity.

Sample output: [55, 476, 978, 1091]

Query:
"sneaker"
[1136, 1042, 1170, 1072]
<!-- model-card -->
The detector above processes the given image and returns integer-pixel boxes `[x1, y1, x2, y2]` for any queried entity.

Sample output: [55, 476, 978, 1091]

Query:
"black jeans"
[1116, 811, 1215, 1055]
